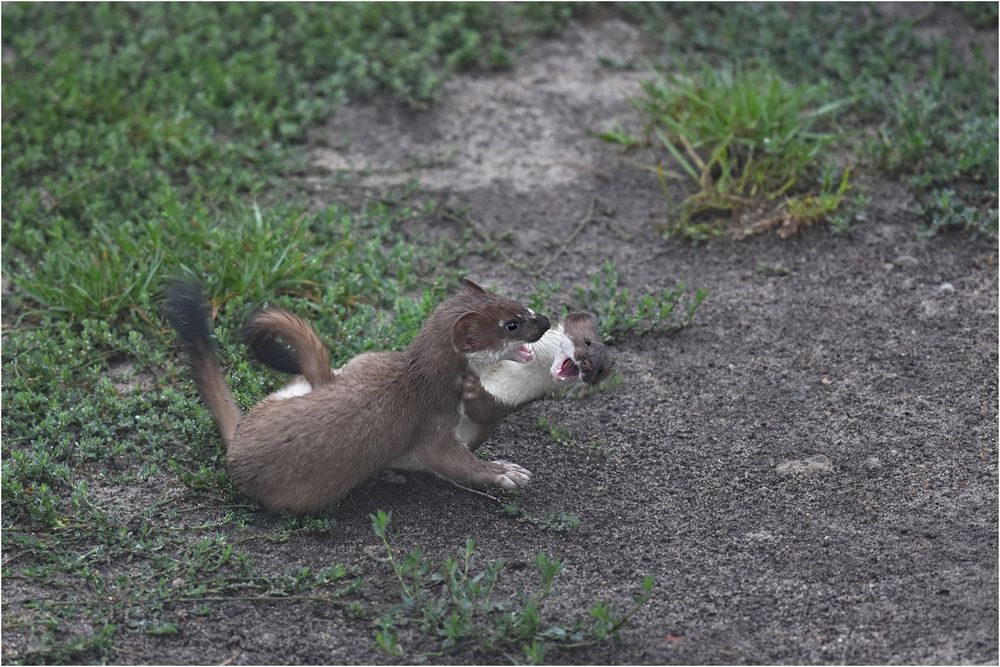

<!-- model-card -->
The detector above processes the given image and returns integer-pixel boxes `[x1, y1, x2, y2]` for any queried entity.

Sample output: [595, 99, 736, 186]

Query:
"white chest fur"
[473, 325, 572, 406]
[454, 324, 574, 447]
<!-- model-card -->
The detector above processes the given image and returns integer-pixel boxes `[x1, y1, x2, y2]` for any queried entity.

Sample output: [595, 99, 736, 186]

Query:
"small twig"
[554, 160, 612, 182]
[447, 479, 502, 504]
[173, 503, 255, 514]
[218, 649, 241, 666]
[541, 197, 599, 273]
[1, 552, 33, 567]
[441, 209, 492, 244]
[165, 594, 348, 605]
[441, 209, 542, 278]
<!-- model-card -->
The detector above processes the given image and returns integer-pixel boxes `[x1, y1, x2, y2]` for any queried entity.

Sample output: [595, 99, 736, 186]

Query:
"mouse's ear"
[564, 311, 599, 332]
[461, 278, 487, 294]
[452, 311, 482, 352]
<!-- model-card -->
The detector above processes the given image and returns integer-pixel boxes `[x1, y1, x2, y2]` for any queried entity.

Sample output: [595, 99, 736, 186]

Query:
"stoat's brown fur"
[249, 306, 615, 462]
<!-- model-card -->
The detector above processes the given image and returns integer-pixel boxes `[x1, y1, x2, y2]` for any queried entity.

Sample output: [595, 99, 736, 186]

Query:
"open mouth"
[552, 356, 580, 381]
[515, 344, 534, 363]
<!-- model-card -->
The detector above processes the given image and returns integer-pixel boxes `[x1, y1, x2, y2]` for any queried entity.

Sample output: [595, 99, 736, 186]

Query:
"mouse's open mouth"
[515, 344, 534, 363]
[552, 356, 580, 381]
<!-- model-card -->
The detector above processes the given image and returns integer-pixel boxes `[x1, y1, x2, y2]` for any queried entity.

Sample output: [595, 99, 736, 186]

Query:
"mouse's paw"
[462, 374, 484, 401]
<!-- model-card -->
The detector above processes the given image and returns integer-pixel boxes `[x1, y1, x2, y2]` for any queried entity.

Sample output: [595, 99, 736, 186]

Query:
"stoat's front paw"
[491, 460, 532, 489]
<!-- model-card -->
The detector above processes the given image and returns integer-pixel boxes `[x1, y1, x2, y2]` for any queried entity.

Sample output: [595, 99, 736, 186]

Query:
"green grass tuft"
[613, 3, 997, 238]
[622, 66, 848, 239]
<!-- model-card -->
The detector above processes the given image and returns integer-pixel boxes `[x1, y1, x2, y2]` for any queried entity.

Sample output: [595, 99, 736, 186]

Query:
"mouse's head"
[549, 312, 614, 385]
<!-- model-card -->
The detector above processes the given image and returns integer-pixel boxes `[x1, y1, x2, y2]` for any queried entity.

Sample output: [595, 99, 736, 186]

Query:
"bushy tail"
[163, 282, 240, 444]
[243, 309, 335, 387]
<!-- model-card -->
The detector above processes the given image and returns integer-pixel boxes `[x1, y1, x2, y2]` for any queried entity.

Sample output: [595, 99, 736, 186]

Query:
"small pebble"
[893, 254, 919, 267]
[776, 454, 833, 475]
[863, 457, 882, 470]
[939, 282, 955, 293]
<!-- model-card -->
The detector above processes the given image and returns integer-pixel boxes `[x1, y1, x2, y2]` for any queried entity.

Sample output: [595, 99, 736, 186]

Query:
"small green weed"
[537, 417, 613, 459]
[574, 261, 708, 343]
[368, 510, 654, 660]
[755, 261, 791, 277]
[918, 188, 999, 239]
[537, 416, 573, 446]
[828, 190, 870, 236]
[955, 2, 999, 28]
[501, 502, 583, 533]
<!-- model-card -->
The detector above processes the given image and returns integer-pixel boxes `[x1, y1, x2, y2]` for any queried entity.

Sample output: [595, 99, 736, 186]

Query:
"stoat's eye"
[504, 320, 519, 332]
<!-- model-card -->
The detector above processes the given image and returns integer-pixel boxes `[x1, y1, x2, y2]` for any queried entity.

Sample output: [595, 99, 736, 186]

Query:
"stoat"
[165, 279, 550, 514]
[247, 306, 614, 459]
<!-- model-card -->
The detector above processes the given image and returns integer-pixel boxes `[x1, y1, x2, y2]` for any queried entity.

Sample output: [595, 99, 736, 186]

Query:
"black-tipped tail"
[164, 281, 214, 356]
[163, 281, 240, 444]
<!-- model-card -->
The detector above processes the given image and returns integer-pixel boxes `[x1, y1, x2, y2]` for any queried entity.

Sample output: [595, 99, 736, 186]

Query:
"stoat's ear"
[452, 311, 483, 352]
[461, 278, 487, 294]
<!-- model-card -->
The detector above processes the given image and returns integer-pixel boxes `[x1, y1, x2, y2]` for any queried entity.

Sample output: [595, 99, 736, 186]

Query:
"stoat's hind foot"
[381, 470, 409, 485]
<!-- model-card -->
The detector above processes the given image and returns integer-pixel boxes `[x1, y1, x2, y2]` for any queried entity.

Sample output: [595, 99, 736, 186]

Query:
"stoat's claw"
[492, 459, 532, 488]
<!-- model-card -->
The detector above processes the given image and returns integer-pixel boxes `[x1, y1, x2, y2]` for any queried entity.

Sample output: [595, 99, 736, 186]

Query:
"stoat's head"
[452, 279, 550, 366]
[549, 312, 614, 385]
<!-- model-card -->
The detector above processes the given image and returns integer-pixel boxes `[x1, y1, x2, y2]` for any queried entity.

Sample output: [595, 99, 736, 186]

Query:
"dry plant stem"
[554, 160, 612, 182]
[541, 196, 599, 273]
[218, 649, 241, 666]
[30, 595, 345, 607]
[164, 594, 349, 605]
[441, 209, 542, 278]
[448, 479, 502, 504]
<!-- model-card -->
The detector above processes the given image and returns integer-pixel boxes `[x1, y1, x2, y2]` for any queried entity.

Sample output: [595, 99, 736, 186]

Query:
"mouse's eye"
[504, 320, 519, 332]
[584, 339, 592, 347]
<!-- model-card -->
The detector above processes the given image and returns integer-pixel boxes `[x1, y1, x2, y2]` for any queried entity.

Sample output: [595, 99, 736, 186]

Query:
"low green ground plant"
[537, 417, 613, 459]
[369, 511, 654, 662]
[569, 261, 708, 342]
